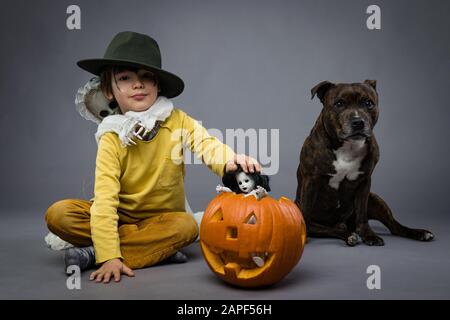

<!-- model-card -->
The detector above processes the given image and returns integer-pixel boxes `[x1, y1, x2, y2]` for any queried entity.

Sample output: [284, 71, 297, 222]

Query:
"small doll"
[216, 164, 271, 201]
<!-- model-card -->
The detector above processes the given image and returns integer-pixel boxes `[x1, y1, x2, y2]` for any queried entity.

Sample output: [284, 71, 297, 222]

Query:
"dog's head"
[311, 80, 379, 141]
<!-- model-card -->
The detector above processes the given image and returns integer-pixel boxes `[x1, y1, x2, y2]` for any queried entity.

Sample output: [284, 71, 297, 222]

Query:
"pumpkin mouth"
[201, 243, 276, 279]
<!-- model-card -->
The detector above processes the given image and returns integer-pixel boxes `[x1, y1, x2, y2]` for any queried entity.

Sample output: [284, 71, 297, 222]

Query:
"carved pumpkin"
[200, 192, 307, 287]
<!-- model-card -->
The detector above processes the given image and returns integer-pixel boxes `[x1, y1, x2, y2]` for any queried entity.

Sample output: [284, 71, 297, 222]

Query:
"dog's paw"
[402, 228, 435, 241]
[346, 232, 361, 247]
[419, 230, 435, 241]
[362, 234, 385, 246]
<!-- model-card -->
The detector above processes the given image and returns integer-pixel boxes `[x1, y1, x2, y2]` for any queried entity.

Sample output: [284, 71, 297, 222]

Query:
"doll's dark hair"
[222, 164, 271, 194]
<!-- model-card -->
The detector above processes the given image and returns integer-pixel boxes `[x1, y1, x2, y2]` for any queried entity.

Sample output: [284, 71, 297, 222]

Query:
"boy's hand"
[225, 154, 261, 174]
[89, 258, 135, 283]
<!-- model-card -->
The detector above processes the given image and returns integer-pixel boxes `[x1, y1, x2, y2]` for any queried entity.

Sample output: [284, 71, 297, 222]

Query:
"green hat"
[77, 31, 184, 98]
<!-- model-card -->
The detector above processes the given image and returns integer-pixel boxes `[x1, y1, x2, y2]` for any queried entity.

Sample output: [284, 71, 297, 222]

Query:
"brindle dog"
[295, 80, 434, 246]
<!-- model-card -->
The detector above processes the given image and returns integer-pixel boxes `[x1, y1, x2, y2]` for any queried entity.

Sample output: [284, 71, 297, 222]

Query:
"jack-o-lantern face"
[200, 193, 306, 287]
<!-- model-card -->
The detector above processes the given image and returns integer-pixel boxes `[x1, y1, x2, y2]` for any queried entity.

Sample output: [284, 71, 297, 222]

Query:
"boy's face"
[106, 68, 159, 113]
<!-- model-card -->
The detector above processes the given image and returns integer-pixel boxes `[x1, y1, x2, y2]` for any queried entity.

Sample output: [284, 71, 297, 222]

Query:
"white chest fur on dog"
[328, 139, 367, 190]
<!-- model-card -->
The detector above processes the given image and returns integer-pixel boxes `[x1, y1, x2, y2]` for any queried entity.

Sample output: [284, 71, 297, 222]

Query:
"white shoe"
[44, 232, 74, 251]
[185, 198, 203, 242]
[192, 211, 204, 242]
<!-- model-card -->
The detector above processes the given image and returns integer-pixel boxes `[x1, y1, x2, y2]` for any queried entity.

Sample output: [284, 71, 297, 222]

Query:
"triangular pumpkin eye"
[245, 213, 257, 225]
[212, 209, 224, 221]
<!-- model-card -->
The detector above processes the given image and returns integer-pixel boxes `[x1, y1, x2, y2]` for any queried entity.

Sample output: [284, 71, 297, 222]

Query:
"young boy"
[45, 31, 261, 284]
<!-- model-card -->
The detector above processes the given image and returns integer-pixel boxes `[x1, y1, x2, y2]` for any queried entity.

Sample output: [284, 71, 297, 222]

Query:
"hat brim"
[77, 58, 184, 99]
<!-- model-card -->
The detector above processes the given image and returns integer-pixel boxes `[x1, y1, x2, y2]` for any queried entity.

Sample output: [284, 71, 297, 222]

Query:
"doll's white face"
[236, 172, 255, 193]
[106, 68, 159, 113]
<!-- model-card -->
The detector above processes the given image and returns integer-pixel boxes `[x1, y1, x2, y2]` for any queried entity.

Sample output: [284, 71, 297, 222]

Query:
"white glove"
[216, 184, 233, 193]
[244, 186, 268, 201]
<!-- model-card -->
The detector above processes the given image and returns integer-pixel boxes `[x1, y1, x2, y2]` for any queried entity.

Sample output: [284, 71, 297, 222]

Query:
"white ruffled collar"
[95, 96, 174, 147]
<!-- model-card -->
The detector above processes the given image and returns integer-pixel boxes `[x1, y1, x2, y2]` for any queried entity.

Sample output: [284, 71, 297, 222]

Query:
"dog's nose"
[351, 118, 365, 131]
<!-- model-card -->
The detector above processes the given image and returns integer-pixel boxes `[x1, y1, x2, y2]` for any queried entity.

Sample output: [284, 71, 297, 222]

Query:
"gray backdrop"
[1, 0, 449, 217]
[0, 0, 449, 299]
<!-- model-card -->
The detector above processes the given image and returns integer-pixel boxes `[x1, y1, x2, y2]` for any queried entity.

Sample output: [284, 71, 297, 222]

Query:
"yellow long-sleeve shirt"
[90, 108, 236, 263]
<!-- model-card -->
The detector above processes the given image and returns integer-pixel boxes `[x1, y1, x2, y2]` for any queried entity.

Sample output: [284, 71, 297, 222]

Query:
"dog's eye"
[334, 99, 345, 108]
[362, 99, 374, 109]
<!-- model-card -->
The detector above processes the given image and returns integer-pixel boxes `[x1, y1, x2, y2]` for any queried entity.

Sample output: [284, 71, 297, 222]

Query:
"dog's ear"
[311, 81, 335, 103]
[364, 80, 377, 91]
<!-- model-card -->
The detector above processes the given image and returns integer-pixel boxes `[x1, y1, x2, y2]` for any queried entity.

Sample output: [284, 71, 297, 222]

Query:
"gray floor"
[0, 211, 449, 300]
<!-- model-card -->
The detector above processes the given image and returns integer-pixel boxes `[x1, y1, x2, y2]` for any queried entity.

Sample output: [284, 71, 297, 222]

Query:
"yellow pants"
[45, 199, 199, 269]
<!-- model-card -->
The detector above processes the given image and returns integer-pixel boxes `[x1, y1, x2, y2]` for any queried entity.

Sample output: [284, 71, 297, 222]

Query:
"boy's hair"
[99, 66, 160, 100]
